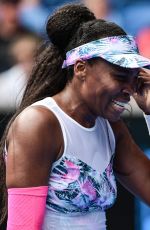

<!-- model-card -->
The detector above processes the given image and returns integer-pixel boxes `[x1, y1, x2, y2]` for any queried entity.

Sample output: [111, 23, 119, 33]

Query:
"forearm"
[116, 167, 150, 206]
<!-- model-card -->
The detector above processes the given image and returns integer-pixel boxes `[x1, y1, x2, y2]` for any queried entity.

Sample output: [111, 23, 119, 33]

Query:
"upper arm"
[6, 106, 63, 188]
[110, 120, 150, 205]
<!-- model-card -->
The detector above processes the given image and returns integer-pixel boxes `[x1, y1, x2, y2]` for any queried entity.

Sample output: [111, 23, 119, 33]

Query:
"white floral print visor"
[62, 35, 150, 69]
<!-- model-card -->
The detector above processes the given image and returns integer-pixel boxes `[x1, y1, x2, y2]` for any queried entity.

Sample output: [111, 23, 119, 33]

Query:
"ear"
[74, 60, 87, 81]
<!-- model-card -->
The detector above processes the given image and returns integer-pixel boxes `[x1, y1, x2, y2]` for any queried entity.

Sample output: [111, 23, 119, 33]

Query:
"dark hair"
[0, 3, 126, 225]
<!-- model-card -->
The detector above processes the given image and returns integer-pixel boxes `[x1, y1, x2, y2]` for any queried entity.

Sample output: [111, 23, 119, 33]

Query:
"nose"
[121, 89, 131, 100]
[121, 84, 136, 99]
[122, 79, 137, 97]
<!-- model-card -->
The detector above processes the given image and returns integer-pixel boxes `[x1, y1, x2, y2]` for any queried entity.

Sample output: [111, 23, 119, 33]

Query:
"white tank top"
[31, 97, 117, 230]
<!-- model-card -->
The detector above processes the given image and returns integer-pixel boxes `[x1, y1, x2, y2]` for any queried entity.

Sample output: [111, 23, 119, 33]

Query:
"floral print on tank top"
[46, 154, 117, 214]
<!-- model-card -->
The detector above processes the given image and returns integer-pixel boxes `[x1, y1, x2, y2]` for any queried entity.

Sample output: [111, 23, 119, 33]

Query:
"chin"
[109, 117, 121, 122]
[105, 114, 121, 122]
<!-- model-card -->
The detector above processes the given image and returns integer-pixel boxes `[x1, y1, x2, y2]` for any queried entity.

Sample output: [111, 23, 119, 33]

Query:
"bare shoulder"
[8, 105, 58, 135]
[6, 105, 63, 187]
[7, 105, 62, 152]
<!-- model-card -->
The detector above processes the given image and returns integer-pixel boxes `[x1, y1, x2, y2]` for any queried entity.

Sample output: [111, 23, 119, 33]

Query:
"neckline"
[49, 97, 98, 131]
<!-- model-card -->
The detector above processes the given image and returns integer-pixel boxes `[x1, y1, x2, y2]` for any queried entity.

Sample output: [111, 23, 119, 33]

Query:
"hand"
[133, 68, 150, 114]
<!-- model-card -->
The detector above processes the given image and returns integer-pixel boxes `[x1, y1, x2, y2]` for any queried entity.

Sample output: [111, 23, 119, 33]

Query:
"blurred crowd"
[0, 0, 150, 113]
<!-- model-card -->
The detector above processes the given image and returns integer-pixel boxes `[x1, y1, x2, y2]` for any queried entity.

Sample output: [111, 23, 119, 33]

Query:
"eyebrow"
[112, 67, 140, 76]
[111, 70, 129, 77]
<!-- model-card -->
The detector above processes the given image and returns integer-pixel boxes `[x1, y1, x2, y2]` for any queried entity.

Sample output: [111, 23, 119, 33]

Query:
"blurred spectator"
[18, 0, 74, 37]
[0, 33, 41, 111]
[18, 0, 49, 36]
[137, 27, 150, 59]
[0, 0, 30, 72]
[83, 0, 124, 29]
[122, 3, 150, 35]
[111, 0, 150, 9]
[83, 0, 150, 36]
[83, 0, 109, 19]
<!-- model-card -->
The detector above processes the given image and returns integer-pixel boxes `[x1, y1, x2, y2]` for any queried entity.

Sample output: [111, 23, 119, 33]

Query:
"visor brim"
[102, 53, 150, 69]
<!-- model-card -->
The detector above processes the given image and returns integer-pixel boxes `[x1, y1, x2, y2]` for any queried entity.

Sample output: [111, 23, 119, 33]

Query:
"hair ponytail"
[20, 43, 66, 110]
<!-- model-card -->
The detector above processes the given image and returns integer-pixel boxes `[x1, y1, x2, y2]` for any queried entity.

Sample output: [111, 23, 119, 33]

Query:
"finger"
[139, 68, 150, 76]
[142, 82, 150, 86]
[135, 78, 148, 94]
[137, 75, 150, 83]
[140, 67, 150, 73]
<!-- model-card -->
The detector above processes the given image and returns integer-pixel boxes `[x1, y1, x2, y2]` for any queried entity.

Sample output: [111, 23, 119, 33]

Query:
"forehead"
[113, 68, 140, 81]
[111, 63, 139, 75]
[91, 58, 140, 77]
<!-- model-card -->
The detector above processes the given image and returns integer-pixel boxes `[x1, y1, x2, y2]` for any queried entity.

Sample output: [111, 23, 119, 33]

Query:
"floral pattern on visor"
[62, 35, 150, 69]
[46, 154, 117, 214]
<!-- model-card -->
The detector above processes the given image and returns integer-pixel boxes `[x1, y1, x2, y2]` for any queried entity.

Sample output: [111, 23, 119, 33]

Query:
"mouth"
[112, 100, 129, 108]
[111, 99, 129, 113]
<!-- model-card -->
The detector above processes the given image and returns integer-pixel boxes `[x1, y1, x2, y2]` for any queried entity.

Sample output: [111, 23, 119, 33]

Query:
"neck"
[53, 87, 96, 128]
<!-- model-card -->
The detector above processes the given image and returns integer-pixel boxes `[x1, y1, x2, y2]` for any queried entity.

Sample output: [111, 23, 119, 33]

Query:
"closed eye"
[113, 73, 138, 84]
[113, 74, 129, 82]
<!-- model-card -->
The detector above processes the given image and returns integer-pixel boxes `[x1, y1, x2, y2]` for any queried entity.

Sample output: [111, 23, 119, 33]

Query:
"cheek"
[97, 83, 118, 97]
[82, 75, 120, 102]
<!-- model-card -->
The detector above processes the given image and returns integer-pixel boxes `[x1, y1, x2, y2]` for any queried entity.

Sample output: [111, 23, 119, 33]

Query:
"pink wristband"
[7, 186, 48, 230]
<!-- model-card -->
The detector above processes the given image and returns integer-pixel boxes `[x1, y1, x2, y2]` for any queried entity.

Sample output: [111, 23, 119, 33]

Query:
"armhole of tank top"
[29, 104, 68, 167]
[97, 117, 116, 156]
[50, 109, 68, 168]
[105, 119, 116, 155]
